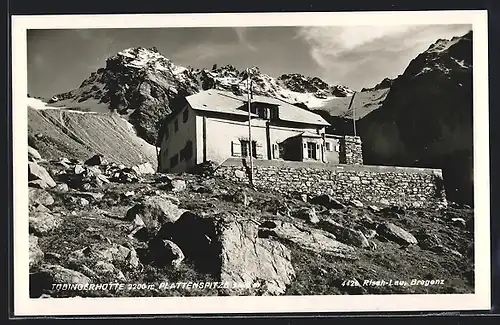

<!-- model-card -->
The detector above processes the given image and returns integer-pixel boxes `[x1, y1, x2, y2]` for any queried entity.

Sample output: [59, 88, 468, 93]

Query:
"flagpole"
[247, 68, 254, 187]
[347, 91, 357, 136]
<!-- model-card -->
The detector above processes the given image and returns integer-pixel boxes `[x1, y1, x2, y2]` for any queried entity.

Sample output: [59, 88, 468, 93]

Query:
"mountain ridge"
[28, 30, 474, 204]
[358, 30, 473, 204]
[43, 47, 355, 144]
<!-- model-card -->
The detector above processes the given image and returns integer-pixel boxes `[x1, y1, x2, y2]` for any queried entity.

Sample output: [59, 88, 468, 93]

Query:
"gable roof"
[300, 131, 323, 138]
[186, 89, 330, 126]
[186, 89, 258, 118]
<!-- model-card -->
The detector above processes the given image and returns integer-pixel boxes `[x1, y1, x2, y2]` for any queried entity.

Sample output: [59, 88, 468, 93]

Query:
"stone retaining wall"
[341, 136, 363, 165]
[215, 158, 447, 208]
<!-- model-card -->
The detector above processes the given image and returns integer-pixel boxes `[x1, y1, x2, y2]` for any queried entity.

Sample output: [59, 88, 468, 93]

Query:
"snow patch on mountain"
[408, 31, 472, 78]
[44, 46, 358, 144]
[27, 97, 60, 110]
[49, 47, 355, 114]
[49, 98, 111, 114]
[426, 36, 462, 54]
[117, 47, 170, 71]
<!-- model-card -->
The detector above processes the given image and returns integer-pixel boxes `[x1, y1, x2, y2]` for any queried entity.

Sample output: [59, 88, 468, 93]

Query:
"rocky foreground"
[28, 147, 474, 298]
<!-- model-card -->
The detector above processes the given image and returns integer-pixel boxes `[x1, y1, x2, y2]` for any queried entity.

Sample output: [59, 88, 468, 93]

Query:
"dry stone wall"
[215, 159, 447, 208]
[341, 136, 363, 165]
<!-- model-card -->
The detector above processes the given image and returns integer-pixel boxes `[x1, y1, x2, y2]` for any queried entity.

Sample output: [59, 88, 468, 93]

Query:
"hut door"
[302, 142, 308, 161]
[272, 144, 280, 159]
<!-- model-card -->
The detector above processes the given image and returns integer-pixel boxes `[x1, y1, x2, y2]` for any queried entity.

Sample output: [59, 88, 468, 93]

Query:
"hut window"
[164, 125, 169, 140]
[183, 141, 193, 160]
[170, 154, 179, 168]
[240, 140, 257, 158]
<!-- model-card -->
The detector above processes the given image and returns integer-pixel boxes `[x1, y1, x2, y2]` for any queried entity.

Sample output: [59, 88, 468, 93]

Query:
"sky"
[27, 24, 472, 97]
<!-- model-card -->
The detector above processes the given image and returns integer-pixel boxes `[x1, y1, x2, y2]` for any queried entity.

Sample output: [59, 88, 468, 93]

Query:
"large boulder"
[376, 222, 418, 246]
[93, 243, 131, 262]
[28, 146, 42, 162]
[337, 228, 369, 249]
[31, 264, 91, 294]
[68, 243, 141, 272]
[350, 199, 364, 208]
[54, 183, 69, 192]
[293, 207, 320, 224]
[84, 154, 107, 166]
[29, 188, 55, 207]
[158, 213, 296, 295]
[69, 243, 131, 263]
[93, 261, 126, 281]
[61, 163, 112, 190]
[126, 246, 141, 269]
[29, 211, 62, 235]
[132, 162, 156, 175]
[319, 220, 370, 248]
[28, 162, 56, 188]
[29, 235, 44, 269]
[55, 157, 72, 169]
[156, 212, 220, 273]
[451, 217, 466, 228]
[310, 194, 346, 209]
[259, 220, 357, 259]
[74, 165, 85, 175]
[416, 229, 444, 253]
[170, 179, 187, 192]
[148, 238, 185, 268]
[29, 203, 51, 213]
[125, 196, 188, 235]
[28, 180, 52, 189]
[218, 220, 296, 296]
[109, 168, 140, 183]
[230, 190, 250, 205]
[71, 191, 105, 203]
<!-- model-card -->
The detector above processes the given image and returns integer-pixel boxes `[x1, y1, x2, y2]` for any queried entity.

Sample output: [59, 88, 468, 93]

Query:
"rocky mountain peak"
[360, 77, 396, 92]
[358, 30, 473, 205]
[277, 73, 329, 94]
[406, 30, 472, 78]
[114, 46, 168, 62]
[331, 85, 355, 97]
[44, 47, 355, 145]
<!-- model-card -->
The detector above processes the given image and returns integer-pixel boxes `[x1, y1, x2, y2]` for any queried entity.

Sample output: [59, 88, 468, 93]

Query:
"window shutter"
[316, 143, 321, 160]
[274, 107, 279, 120]
[272, 144, 279, 159]
[335, 144, 340, 152]
[278, 145, 284, 158]
[255, 143, 264, 159]
[302, 142, 308, 160]
[231, 141, 241, 157]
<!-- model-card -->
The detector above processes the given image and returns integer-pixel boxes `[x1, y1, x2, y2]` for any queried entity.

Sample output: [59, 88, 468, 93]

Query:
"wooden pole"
[247, 69, 254, 187]
[347, 91, 357, 136]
